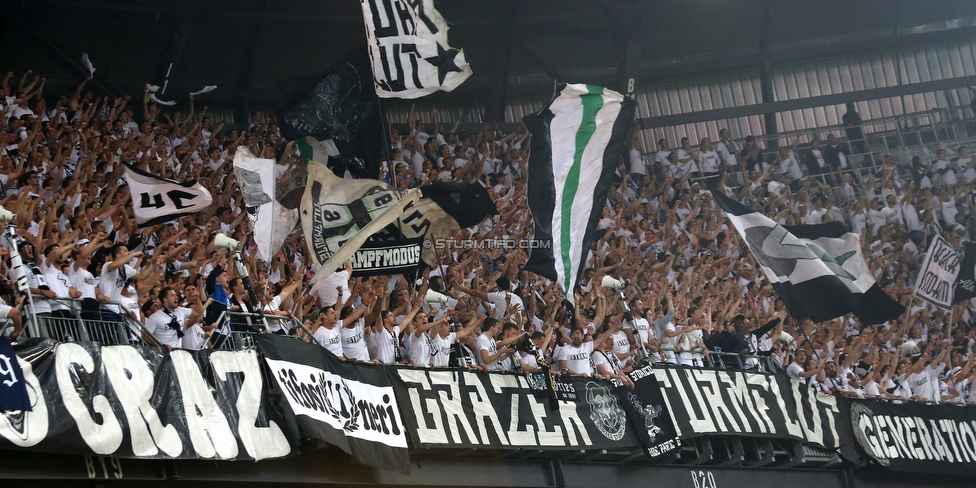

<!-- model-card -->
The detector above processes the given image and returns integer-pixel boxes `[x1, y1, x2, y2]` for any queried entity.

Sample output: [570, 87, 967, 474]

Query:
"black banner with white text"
[653, 366, 856, 460]
[847, 397, 976, 476]
[0, 339, 293, 461]
[391, 368, 642, 450]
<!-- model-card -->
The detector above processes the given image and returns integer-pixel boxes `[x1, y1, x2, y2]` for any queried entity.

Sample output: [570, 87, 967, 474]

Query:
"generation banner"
[847, 397, 976, 476]
[0, 339, 293, 461]
[652, 365, 855, 459]
[255, 334, 411, 474]
[390, 368, 643, 450]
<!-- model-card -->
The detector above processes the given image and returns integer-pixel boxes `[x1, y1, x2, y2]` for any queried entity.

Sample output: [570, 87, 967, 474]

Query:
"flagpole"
[376, 98, 396, 185]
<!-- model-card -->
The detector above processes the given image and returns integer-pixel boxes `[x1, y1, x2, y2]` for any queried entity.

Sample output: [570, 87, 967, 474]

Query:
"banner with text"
[255, 334, 411, 474]
[652, 366, 855, 460]
[847, 398, 976, 476]
[914, 235, 961, 309]
[0, 339, 293, 461]
[391, 368, 642, 450]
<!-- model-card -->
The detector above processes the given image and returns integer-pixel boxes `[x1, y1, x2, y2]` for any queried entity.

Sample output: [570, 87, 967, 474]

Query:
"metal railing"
[645, 109, 969, 190]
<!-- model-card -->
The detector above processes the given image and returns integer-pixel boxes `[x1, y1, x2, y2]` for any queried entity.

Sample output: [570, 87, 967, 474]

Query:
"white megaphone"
[601, 275, 625, 291]
[214, 233, 240, 250]
[778, 331, 795, 346]
[0, 205, 15, 224]
[425, 289, 449, 304]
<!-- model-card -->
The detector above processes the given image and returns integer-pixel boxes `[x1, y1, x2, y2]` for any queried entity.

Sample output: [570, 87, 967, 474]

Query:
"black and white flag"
[952, 241, 976, 304]
[233, 148, 299, 260]
[914, 235, 961, 310]
[522, 84, 636, 302]
[360, 0, 472, 98]
[123, 164, 213, 228]
[711, 191, 904, 324]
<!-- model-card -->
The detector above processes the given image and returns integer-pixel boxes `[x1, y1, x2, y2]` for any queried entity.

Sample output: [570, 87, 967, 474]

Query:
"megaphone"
[425, 289, 449, 304]
[901, 340, 920, 357]
[778, 331, 795, 346]
[601, 275, 625, 291]
[0, 206, 16, 224]
[214, 233, 240, 250]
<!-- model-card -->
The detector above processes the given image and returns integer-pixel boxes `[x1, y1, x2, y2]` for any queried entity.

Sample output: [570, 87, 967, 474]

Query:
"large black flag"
[953, 242, 976, 304]
[712, 190, 904, 324]
[277, 48, 384, 179]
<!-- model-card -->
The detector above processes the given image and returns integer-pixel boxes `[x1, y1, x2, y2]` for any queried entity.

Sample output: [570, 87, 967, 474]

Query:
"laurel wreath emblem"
[324, 378, 361, 433]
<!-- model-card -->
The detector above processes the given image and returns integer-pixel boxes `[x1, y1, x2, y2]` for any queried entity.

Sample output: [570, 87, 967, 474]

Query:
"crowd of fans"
[2, 69, 976, 407]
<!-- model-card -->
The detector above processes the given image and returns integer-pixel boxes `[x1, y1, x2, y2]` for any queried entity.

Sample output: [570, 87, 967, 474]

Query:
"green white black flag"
[522, 84, 636, 301]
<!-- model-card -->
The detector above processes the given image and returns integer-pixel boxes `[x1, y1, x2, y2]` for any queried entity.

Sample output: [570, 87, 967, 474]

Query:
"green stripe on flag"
[560, 85, 604, 293]
[295, 137, 313, 163]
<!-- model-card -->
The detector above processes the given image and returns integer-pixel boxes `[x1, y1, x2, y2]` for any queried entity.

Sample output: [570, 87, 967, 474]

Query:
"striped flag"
[522, 84, 636, 301]
[711, 190, 905, 324]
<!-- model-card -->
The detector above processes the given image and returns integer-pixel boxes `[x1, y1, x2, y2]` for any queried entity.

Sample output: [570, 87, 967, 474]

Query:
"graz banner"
[0, 339, 293, 461]
[653, 366, 854, 458]
[847, 398, 976, 476]
[255, 335, 411, 474]
[391, 369, 642, 450]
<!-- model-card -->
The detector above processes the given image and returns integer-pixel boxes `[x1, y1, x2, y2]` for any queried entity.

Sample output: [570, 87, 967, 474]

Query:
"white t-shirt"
[99, 262, 137, 313]
[68, 265, 97, 299]
[145, 307, 191, 349]
[431, 332, 456, 368]
[486, 290, 524, 322]
[340, 319, 370, 361]
[408, 329, 433, 367]
[368, 325, 400, 364]
[314, 324, 344, 358]
[310, 269, 351, 307]
[182, 324, 209, 350]
[476, 333, 500, 370]
[556, 342, 594, 375]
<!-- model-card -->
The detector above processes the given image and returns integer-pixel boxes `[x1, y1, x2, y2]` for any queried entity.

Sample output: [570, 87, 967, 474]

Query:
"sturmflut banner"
[653, 366, 856, 460]
[914, 235, 961, 309]
[0, 339, 293, 461]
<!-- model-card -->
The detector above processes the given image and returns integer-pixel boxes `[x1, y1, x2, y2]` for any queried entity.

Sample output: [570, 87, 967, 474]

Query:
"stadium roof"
[5, 0, 976, 112]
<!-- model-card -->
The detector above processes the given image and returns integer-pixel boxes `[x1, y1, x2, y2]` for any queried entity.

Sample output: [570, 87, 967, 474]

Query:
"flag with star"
[360, 0, 473, 98]
[711, 190, 905, 324]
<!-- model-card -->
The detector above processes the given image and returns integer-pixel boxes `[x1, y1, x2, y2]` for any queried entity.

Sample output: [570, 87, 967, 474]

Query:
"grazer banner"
[652, 366, 855, 459]
[914, 235, 960, 310]
[847, 397, 976, 476]
[391, 368, 642, 450]
[255, 335, 411, 474]
[0, 339, 293, 461]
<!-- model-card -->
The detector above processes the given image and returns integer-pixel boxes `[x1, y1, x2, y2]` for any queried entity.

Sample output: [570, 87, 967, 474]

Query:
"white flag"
[149, 93, 176, 106]
[123, 164, 213, 227]
[914, 235, 961, 310]
[146, 83, 161, 93]
[360, 0, 472, 99]
[190, 85, 218, 97]
[233, 148, 298, 260]
[81, 53, 96, 77]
